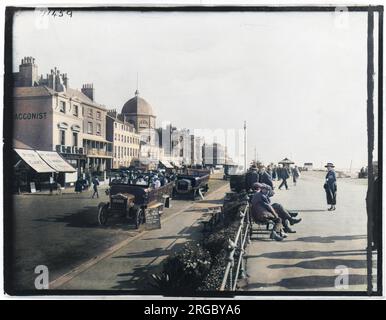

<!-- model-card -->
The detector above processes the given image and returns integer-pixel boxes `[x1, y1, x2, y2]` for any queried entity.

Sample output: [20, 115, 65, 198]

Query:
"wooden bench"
[201, 206, 224, 233]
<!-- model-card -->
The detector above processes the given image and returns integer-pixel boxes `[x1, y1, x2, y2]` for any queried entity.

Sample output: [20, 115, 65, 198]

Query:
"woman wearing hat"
[324, 163, 337, 211]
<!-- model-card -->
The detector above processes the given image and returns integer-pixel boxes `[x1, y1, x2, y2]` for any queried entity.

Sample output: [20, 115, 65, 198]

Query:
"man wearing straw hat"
[324, 162, 337, 211]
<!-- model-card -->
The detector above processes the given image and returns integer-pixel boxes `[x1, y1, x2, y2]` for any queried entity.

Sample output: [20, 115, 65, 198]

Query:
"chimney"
[81, 83, 94, 101]
[63, 73, 69, 89]
[18, 56, 39, 87]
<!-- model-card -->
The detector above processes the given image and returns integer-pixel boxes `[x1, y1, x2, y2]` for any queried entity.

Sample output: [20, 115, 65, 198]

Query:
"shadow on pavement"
[111, 243, 186, 290]
[292, 209, 328, 212]
[267, 258, 367, 269]
[248, 249, 366, 260]
[248, 274, 367, 290]
[113, 265, 159, 290]
[196, 199, 224, 205]
[33, 206, 138, 230]
[289, 235, 366, 243]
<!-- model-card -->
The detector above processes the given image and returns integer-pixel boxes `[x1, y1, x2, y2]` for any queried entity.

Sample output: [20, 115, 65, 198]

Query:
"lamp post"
[243, 121, 247, 172]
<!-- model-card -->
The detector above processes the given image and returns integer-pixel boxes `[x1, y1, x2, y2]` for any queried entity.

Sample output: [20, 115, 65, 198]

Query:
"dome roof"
[121, 90, 154, 116]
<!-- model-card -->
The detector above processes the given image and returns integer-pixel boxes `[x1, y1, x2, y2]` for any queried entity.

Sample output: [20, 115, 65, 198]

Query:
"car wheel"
[98, 204, 109, 226]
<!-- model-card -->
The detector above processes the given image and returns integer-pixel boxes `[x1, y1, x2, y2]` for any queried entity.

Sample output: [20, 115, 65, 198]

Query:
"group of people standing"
[74, 175, 100, 199]
[245, 162, 301, 192]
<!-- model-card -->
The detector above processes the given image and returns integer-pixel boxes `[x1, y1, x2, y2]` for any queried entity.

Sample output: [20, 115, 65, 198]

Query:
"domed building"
[121, 89, 156, 132]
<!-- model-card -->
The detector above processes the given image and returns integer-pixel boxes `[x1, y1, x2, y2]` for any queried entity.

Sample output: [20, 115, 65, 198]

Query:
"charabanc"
[173, 168, 210, 200]
[97, 170, 174, 228]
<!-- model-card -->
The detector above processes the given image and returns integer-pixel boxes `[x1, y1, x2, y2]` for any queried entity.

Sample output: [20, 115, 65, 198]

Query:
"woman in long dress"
[324, 163, 337, 211]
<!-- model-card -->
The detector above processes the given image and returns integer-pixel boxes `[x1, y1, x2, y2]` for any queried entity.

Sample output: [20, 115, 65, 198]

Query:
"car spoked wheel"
[98, 204, 109, 226]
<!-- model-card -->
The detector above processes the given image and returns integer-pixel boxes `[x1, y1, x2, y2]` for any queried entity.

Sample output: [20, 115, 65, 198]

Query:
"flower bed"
[150, 206, 244, 293]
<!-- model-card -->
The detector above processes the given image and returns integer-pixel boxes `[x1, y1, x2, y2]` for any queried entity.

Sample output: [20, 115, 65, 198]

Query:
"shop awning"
[15, 149, 56, 173]
[36, 151, 76, 173]
[159, 160, 174, 169]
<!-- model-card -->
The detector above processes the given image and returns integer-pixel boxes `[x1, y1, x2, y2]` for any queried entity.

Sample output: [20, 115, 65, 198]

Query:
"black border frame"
[3, 5, 383, 297]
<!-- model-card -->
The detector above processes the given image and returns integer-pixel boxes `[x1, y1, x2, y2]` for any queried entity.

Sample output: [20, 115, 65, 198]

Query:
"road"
[245, 171, 369, 292]
[10, 174, 227, 291]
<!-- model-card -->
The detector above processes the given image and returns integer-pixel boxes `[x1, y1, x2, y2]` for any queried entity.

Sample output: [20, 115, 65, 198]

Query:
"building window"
[73, 105, 79, 117]
[59, 101, 66, 113]
[96, 111, 101, 120]
[87, 122, 93, 134]
[59, 130, 65, 145]
[96, 123, 101, 135]
[114, 146, 117, 157]
[73, 132, 78, 147]
[88, 109, 93, 118]
[115, 123, 117, 128]
[114, 133, 117, 141]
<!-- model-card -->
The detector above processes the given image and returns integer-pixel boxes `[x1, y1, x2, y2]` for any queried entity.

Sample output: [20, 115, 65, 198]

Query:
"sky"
[12, 9, 378, 170]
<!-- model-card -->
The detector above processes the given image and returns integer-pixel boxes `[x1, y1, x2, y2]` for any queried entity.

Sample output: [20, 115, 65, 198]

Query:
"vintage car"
[97, 172, 174, 228]
[173, 168, 210, 200]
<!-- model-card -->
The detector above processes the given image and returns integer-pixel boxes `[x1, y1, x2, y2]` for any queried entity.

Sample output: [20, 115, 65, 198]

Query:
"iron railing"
[220, 202, 251, 291]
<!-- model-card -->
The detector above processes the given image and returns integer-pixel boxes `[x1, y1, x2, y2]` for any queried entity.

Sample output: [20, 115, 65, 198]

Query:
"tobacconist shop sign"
[15, 112, 48, 120]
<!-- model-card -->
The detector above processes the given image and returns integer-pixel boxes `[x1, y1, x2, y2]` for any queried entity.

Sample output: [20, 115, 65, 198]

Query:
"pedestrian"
[91, 176, 100, 199]
[292, 165, 300, 186]
[246, 163, 259, 191]
[272, 165, 277, 180]
[278, 164, 290, 190]
[259, 165, 274, 189]
[324, 162, 337, 211]
[56, 182, 62, 195]
[49, 176, 54, 195]
[75, 176, 83, 193]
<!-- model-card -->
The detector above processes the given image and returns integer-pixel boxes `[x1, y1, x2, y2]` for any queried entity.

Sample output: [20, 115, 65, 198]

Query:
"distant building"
[203, 142, 227, 166]
[13, 56, 112, 186]
[303, 162, 313, 170]
[191, 135, 204, 166]
[106, 110, 140, 169]
[121, 90, 160, 168]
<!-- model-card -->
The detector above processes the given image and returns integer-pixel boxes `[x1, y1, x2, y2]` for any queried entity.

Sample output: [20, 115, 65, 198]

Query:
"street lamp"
[244, 121, 247, 172]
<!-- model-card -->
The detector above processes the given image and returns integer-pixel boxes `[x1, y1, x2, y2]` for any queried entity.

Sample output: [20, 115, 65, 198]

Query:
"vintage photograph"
[3, 4, 383, 296]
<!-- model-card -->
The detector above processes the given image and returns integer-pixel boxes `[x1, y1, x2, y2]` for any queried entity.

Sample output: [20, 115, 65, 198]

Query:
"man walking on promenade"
[92, 175, 100, 199]
[292, 165, 300, 186]
[278, 164, 290, 190]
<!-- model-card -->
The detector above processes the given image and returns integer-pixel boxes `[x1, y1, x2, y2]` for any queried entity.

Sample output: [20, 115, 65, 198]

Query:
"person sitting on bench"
[257, 183, 302, 235]
[250, 182, 285, 241]
[250, 183, 301, 240]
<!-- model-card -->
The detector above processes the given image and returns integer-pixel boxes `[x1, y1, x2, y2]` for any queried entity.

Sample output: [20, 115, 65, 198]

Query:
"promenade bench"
[201, 206, 224, 233]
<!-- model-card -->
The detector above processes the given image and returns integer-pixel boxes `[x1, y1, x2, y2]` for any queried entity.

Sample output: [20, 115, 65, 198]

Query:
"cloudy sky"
[13, 9, 378, 170]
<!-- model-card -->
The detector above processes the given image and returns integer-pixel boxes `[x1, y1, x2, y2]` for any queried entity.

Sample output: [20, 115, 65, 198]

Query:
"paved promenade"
[54, 180, 229, 290]
[245, 171, 368, 292]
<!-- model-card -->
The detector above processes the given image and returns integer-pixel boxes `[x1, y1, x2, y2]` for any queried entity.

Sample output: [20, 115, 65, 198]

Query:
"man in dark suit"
[246, 164, 259, 191]
[259, 165, 274, 189]
[278, 164, 290, 190]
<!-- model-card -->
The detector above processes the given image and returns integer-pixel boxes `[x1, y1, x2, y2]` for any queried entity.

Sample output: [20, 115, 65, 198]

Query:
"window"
[96, 123, 101, 135]
[88, 108, 93, 118]
[59, 101, 66, 113]
[59, 130, 65, 145]
[96, 111, 101, 120]
[114, 146, 117, 158]
[73, 105, 79, 117]
[72, 132, 78, 147]
[114, 133, 117, 141]
[87, 122, 93, 134]
[139, 120, 148, 128]
[114, 123, 117, 128]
